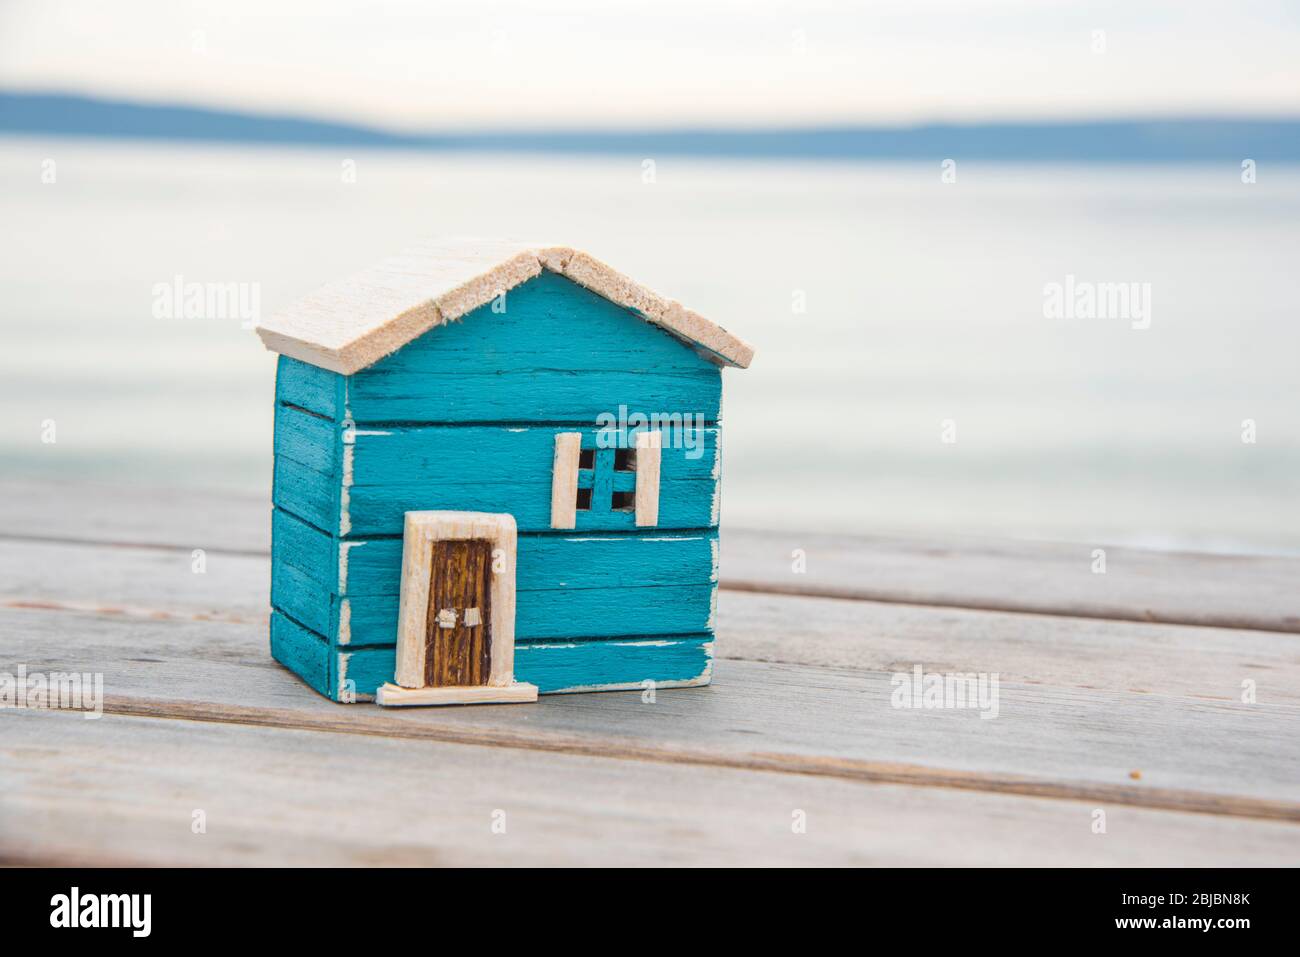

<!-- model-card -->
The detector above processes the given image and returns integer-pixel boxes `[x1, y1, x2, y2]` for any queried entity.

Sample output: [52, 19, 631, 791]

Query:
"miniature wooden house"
[255, 241, 753, 705]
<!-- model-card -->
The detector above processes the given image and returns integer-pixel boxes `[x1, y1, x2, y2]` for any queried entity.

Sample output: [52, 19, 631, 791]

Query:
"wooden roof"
[255, 240, 755, 375]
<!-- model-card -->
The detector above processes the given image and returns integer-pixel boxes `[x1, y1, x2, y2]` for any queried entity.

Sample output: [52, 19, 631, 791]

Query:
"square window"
[614, 447, 636, 472]
[575, 487, 592, 511]
[579, 448, 595, 469]
[611, 490, 635, 511]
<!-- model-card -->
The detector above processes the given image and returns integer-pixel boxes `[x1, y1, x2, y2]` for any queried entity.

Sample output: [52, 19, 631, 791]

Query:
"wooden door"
[423, 539, 492, 687]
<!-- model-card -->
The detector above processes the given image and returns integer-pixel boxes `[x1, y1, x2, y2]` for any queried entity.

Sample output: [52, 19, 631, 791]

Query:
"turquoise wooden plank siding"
[271, 405, 720, 536]
[276, 355, 342, 419]
[518, 533, 717, 591]
[339, 636, 713, 699]
[271, 560, 333, 638]
[274, 402, 338, 476]
[346, 271, 721, 424]
[271, 507, 718, 646]
[273, 508, 717, 596]
[348, 423, 715, 486]
[516, 637, 713, 693]
[270, 611, 331, 697]
[267, 268, 729, 701]
[349, 370, 720, 425]
[345, 424, 718, 535]
[272, 456, 338, 534]
[345, 479, 713, 534]
[272, 567, 713, 647]
[271, 506, 339, 588]
[341, 584, 714, 646]
[272, 401, 340, 535]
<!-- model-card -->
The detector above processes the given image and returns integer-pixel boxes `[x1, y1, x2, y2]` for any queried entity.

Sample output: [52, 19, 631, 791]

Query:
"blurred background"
[2, 0, 1298, 553]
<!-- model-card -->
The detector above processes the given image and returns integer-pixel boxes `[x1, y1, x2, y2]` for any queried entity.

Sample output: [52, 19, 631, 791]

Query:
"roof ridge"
[255, 240, 754, 374]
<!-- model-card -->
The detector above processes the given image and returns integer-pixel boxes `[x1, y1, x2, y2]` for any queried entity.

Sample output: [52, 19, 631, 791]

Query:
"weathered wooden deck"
[2, 479, 1298, 866]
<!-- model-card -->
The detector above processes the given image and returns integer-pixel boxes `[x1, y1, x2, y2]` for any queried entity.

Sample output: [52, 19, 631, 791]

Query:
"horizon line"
[6, 89, 1300, 161]
[7, 87, 1300, 135]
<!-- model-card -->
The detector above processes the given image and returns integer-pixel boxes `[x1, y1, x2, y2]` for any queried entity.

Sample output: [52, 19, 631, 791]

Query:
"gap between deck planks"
[1, 479, 1297, 632]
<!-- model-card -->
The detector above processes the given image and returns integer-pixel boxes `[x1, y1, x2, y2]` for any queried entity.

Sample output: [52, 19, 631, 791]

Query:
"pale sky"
[2, 0, 1299, 130]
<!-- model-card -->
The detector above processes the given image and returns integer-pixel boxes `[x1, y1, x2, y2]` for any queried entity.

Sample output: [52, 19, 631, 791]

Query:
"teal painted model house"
[255, 241, 754, 707]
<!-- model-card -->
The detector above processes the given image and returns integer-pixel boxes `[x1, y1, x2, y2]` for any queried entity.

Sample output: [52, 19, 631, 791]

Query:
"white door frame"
[377, 511, 536, 707]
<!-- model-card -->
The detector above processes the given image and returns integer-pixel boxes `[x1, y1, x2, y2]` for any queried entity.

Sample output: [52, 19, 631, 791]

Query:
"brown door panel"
[423, 539, 492, 686]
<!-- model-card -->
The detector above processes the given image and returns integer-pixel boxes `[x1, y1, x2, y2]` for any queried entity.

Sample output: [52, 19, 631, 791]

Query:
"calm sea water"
[2, 137, 1298, 553]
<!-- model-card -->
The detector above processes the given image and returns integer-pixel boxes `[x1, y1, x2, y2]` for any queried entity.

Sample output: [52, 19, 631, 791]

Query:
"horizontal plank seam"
[339, 527, 723, 543]
[269, 603, 713, 648]
[59, 697, 1300, 825]
[2, 597, 265, 626]
[0, 527, 724, 548]
[345, 420, 721, 429]
[719, 579, 1300, 636]
[4, 574, 1299, 638]
[278, 400, 332, 422]
[0, 850, 161, 868]
[0, 532, 269, 558]
[271, 605, 328, 641]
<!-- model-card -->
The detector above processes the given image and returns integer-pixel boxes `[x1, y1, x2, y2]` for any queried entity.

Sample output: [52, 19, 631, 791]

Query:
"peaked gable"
[342, 271, 724, 424]
[256, 239, 754, 375]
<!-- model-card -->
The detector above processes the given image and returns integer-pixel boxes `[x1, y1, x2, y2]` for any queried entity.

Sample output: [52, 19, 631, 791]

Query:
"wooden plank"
[391, 511, 519, 690]
[719, 528, 1300, 634]
[255, 242, 752, 377]
[345, 424, 716, 490]
[272, 562, 331, 636]
[269, 415, 721, 536]
[4, 481, 1295, 632]
[273, 522, 718, 646]
[270, 611, 330, 697]
[2, 538, 1296, 706]
[635, 429, 662, 527]
[717, 590, 1300, 707]
[375, 680, 537, 706]
[270, 609, 713, 700]
[10, 708, 1290, 866]
[0, 538, 268, 622]
[340, 619, 713, 696]
[590, 448, 615, 513]
[549, 433, 581, 529]
[273, 456, 338, 534]
[329, 583, 716, 645]
[274, 507, 719, 595]
[0, 480, 269, 554]
[275, 354, 341, 419]
[344, 475, 713, 535]
[267, 264, 728, 426]
[357, 270, 719, 376]
[425, 539, 492, 687]
[276, 534, 716, 662]
[4, 605, 1297, 818]
[345, 422, 716, 534]
[349, 369, 721, 425]
[274, 401, 338, 475]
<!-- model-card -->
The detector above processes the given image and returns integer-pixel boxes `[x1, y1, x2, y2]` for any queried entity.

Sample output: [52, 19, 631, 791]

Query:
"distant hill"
[4, 91, 1300, 161]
